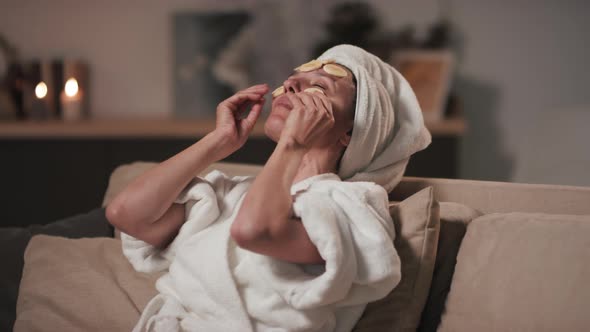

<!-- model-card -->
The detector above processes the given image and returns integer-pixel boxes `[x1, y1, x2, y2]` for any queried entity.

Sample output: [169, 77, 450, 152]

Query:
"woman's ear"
[339, 133, 352, 147]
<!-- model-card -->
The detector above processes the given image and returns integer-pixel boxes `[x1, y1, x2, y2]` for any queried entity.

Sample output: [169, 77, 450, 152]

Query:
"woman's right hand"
[214, 84, 268, 158]
[280, 91, 335, 150]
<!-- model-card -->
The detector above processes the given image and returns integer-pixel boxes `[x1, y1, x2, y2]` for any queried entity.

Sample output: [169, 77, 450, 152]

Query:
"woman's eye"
[313, 84, 326, 90]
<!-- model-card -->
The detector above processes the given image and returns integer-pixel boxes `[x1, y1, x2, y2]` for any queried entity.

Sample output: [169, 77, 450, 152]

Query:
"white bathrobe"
[122, 170, 401, 332]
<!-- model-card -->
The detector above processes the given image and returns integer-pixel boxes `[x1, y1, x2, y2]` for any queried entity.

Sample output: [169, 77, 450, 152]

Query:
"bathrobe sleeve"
[257, 180, 401, 311]
[121, 170, 252, 273]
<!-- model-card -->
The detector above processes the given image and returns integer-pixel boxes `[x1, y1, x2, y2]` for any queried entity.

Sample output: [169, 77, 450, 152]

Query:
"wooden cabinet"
[0, 118, 464, 226]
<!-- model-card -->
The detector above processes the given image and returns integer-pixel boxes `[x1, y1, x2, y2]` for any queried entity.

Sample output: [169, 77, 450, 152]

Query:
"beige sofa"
[14, 162, 590, 331]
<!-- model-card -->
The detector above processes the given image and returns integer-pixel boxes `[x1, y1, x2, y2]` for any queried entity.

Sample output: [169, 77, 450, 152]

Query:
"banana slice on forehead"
[294, 58, 348, 78]
[272, 86, 285, 98]
[294, 60, 323, 72]
[322, 64, 348, 77]
[303, 87, 325, 95]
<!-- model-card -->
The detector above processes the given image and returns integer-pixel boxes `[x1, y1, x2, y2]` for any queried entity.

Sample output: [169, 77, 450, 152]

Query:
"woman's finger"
[301, 92, 328, 120]
[241, 84, 269, 94]
[298, 92, 317, 113]
[316, 94, 334, 121]
[297, 93, 317, 117]
[239, 98, 264, 133]
[222, 86, 266, 105]
[285, 93, 305, 110]
[244, 83, 268, 90]
[307, 93, 328, 117]
[224, 92, 263, 103]
[235, 91, 265, 100]
[221, 93, 264, 111]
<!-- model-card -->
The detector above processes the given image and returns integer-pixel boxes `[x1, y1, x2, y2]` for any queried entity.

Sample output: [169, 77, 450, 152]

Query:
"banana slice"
[272, 86, 285, 98]
[322, 63, 348, 77]
[303, 87, 325, 95]
[295, 60, 323, 72]
[320, 58, 336, 64]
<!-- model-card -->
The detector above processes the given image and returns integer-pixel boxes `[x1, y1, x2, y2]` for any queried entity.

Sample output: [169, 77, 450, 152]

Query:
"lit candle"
[35, 82, 48, 99]
[31, 81, 49, 119]
[60, 78, 83, 121]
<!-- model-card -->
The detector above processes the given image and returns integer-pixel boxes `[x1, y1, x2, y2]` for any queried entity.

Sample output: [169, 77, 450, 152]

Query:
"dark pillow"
[0, 208, 112, 331]
[418, 202, 482, 332]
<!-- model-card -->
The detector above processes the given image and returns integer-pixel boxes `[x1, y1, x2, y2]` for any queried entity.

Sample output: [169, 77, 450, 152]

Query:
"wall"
[0, 0, 264, 118]
[1, 0, 589, 186]
[449, 1, 590, 186]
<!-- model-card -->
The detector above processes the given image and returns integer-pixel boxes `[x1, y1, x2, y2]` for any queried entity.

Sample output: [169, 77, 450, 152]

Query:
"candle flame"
[35, 82, 48, 99]
[65, 78, 79, 97]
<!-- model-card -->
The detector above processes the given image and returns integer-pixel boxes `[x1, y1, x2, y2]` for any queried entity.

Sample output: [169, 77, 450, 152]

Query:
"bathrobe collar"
[291, 173, 341, 195]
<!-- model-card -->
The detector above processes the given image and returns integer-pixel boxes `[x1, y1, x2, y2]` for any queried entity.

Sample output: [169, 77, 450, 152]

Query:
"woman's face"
[264, 64, 356, 144]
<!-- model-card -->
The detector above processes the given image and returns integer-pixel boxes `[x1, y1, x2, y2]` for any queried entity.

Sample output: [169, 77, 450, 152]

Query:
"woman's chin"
[264, 115, 284, 143]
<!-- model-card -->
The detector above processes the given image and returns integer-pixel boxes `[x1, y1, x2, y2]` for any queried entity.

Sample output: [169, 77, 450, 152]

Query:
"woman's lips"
[273, 95, 293, 110]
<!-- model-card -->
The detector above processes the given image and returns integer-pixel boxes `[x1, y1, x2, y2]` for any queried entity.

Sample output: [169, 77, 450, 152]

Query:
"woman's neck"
[292, 146, 343, 184]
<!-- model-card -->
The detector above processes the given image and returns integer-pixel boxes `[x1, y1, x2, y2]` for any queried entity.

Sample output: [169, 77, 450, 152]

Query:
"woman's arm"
[231, 91, 335, 264]
[231, 138, 318, 262]
[107, 132, 229, 248]
[107, 84, 268, 248]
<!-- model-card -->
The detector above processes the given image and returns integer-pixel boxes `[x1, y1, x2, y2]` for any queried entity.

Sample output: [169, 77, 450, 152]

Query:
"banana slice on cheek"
[303, 87, 325, 95]
[272, 86, 285, 98]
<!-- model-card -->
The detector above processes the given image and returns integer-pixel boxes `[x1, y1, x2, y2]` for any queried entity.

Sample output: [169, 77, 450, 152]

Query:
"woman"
[107, 62, 356, 264]
[107, 45, 430, 332]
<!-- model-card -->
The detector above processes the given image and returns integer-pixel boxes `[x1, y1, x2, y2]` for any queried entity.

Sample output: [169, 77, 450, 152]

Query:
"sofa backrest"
[103, 161, 590, 215]
[102, 161, 590, 331]
[391, 176, 590, 215]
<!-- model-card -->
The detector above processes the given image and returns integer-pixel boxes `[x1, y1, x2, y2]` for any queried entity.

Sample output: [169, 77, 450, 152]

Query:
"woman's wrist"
[271, 137, 307, 175]
[204, 129, 237, 161]
[277, 134, 308, 154]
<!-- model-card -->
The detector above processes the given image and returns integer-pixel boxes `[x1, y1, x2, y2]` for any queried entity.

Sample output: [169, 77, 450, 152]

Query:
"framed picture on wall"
[173, 12, 251, 118]
[392, 50, 454, 122]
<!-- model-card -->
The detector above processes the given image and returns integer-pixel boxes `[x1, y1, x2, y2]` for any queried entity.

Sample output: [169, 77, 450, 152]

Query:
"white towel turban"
[318, 44, 432, 192]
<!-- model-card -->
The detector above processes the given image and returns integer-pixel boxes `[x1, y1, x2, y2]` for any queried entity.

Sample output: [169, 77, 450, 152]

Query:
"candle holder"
[60, 60, 88, 121]
[23, 61, 55, 120]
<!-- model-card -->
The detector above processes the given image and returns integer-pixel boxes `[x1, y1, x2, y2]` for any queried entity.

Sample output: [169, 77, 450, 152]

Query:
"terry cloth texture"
[318, 44, 431, 192]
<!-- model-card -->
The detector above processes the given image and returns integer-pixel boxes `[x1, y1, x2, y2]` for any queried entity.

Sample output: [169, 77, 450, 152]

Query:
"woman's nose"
[284, 79, 301, 93]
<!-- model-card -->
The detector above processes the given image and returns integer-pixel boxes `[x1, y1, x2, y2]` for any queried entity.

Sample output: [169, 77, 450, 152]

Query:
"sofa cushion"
[354, 186, 440, 331]
[418, 202, 482, 331]
[0, 208, 112, 332]
[14, 235, 161, 332]
[438, 212, 590, 332]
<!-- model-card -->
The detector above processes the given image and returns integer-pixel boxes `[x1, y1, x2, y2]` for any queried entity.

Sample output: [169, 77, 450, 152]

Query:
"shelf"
[0, 117, 466, 139]
[424, 117, 467, 136]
